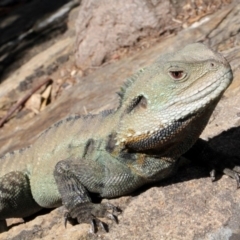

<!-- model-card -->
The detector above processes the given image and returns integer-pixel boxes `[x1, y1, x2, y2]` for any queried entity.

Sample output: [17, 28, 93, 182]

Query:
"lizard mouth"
[179, 112, 196, 122]
[183, 70, 232, 105]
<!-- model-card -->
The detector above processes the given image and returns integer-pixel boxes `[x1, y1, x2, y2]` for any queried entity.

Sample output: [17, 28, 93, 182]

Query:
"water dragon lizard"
[0, 43, 239, 233]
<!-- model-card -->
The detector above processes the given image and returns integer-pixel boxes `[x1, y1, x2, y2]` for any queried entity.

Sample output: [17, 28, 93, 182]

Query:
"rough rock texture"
[75, 0, 230, 69]
[75, 0, 173, 68]
[1, 0, 240, 239]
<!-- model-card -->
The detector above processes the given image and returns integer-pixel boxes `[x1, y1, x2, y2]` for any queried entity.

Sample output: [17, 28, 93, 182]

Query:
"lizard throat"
[119, 97, 216, 155]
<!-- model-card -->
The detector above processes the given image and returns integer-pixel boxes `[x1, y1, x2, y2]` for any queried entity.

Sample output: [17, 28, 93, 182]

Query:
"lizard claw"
[102, 202, 122, 216]
[90, 216, 108, 234]
[64, 211, 69, 228]
[106, 212, 118, 224]
[64, 211, 77, 228]
[89, 203, 121, 233]
[205, 154, 240, 189]
[223, 168, 240, 189]
[209, 169, 216, 182]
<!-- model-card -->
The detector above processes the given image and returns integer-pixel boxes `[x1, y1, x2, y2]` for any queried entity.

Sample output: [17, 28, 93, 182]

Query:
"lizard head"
[115, 43, 233, 152]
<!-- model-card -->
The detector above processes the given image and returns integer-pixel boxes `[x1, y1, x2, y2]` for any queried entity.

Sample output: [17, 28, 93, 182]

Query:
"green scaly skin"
[0, 43, 238, 233]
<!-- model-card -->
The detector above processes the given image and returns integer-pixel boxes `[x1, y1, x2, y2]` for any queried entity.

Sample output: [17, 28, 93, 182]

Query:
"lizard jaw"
[182, 70, 232, 105]
[163, 69, 232, 125]
[115, 69, 232, 147]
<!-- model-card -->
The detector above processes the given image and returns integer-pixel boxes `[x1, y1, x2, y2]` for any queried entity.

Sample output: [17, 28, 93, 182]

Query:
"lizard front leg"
[53, 159, 120, 233]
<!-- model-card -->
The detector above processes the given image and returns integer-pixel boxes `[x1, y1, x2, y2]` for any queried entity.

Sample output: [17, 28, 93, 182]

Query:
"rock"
[1, 1, 240, 239]
[103, 169, 240, 240]
[75, 0, 230, 69]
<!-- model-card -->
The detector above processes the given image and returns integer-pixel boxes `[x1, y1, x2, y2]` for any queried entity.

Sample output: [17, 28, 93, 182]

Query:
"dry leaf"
[40, 84, 52, 111]
[25, 93, 42, 114]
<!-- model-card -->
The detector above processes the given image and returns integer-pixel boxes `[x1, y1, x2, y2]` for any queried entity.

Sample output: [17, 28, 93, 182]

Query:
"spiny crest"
[117, 68, 146, 107]
[0, 146, 31, 160]
[37, 115, 82, 139]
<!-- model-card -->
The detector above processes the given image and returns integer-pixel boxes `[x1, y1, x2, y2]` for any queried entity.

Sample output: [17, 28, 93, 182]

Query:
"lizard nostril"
[209, 61, 217, 69]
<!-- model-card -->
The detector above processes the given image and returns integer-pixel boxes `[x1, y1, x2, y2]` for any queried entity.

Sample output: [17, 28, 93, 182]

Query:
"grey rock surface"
[75, 0, 229, 69]
[1, 1, 240, 239]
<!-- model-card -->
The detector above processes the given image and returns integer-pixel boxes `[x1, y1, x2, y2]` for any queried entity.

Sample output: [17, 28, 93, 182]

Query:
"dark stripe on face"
[82, 138, 95, 158]
[105, 132, 117, 153]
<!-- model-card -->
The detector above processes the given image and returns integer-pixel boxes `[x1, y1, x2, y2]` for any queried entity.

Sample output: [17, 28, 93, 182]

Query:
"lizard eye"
[169, 71, 185, 80]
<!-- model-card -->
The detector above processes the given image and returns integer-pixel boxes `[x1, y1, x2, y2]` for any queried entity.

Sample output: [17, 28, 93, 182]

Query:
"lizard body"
[0, 43, 238, 233]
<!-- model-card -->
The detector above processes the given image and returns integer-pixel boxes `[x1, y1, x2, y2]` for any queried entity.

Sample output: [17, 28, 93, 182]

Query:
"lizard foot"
[206, 154, 240, 189]
[210, 163, 240, 189]
[183, 139, 240, 189]
[64, 202, 121, 233]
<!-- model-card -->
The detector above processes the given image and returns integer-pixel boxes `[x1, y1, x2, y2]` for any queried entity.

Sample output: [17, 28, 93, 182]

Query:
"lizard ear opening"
[126, 95, 148, 113]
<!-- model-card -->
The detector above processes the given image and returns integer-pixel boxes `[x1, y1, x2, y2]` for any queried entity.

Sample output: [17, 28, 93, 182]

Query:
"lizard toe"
[101, 202, 122, 216]
[64, 202, 121, 232]
[90, 216, 108, 233]
[209, 169, 216, 182]
[223, 168, 240, 189]
[232, 165, 240, 174]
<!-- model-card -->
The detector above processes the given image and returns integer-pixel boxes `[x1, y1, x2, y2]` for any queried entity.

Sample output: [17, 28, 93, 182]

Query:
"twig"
[0, 78, 53, 128]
